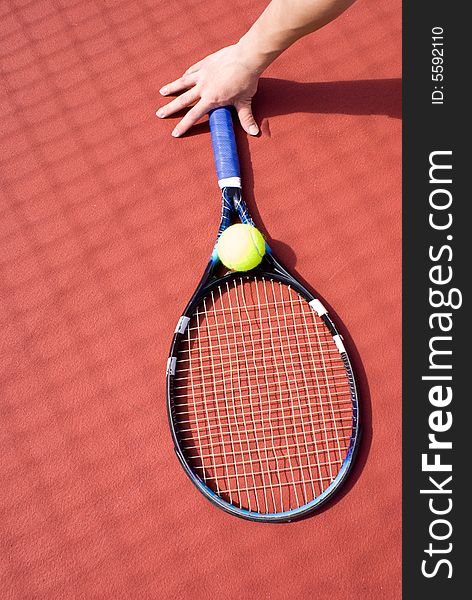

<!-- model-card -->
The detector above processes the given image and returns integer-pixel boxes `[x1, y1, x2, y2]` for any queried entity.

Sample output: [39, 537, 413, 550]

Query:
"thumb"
[235, 101, 259, 136]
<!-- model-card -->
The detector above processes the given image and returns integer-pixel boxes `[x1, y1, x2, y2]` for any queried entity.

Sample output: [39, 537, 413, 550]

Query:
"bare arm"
[157, 0, 357, 136]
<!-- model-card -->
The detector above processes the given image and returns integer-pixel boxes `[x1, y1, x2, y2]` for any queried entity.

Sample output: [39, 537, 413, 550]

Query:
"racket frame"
[166, 185, 361, 522]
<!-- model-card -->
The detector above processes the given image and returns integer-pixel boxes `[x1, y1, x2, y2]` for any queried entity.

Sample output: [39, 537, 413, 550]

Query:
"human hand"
[156, 44, 261, 137]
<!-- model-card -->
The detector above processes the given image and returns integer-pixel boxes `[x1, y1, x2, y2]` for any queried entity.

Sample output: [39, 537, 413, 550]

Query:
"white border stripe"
[167, 356, 177, 375]
[333, 335, 346, 354]
[175, 316, 190, 334]
[218, 177, 241, 189]
[309, 299, 328, 316]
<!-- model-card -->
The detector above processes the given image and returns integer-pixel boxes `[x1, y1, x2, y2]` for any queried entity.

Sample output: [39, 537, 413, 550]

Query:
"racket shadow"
[265, 255, 372, 517]
[232, 132, 373, 518]
[168, 88, 378, 517]
[289, 287, 372, 517]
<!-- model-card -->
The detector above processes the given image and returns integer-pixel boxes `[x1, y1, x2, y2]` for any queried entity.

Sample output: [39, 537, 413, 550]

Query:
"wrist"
[236, 34, 280, 75]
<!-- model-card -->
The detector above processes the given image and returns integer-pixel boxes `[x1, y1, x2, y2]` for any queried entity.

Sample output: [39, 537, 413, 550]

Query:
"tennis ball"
[217, 224, 266, 271]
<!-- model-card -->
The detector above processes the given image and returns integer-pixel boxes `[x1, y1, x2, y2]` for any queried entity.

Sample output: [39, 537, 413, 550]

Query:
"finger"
[185, 59, 204, 75]
[156, 88, 200, 119]
[159, 72, 197, 96]
[171, 100, 209, 137]
[235, 101, 259, 136]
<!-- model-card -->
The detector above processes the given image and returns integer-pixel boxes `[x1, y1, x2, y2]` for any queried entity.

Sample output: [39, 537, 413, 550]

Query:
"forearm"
[238, 0, 357, 72]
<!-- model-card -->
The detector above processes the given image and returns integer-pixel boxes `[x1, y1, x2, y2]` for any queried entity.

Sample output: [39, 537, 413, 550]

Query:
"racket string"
[173, 277, 353, 514]
[215, 285, 255, 509]
[231, 279, 276, 511]
[184, 431, 353, 458]
[173, 369, 349, 391]
[175, 401, 352, 429]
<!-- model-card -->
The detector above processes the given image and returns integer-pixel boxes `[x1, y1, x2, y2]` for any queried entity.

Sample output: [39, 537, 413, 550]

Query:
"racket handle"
[209, 107, 241, 188]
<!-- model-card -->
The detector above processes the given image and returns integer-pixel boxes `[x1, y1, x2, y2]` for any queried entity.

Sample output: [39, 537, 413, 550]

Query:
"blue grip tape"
[209, 107, 240, 184]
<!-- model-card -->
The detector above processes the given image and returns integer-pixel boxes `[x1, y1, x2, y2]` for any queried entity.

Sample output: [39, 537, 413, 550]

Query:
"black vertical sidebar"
[403, 3, 467, 598]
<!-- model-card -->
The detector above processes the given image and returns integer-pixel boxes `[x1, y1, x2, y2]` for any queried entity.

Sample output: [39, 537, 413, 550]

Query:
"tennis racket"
[166, 107, 360, 522]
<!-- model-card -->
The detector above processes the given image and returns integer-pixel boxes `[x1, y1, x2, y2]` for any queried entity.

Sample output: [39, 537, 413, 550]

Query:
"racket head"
[166, 260, 360, 522]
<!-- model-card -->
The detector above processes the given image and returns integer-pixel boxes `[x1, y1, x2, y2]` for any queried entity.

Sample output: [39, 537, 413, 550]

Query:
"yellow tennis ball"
[217, 224, 266, 271]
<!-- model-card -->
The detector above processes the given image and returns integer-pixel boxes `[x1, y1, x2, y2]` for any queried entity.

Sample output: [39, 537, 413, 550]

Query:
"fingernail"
[160, 87, 168, 95]
[249, 125, 259, 136]
[171, 128, 180, 137]
[156, 109, 165, 118]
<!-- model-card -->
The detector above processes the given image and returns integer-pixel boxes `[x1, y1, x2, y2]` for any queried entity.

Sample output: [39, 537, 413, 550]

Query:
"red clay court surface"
[0, 1, 401, 599]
